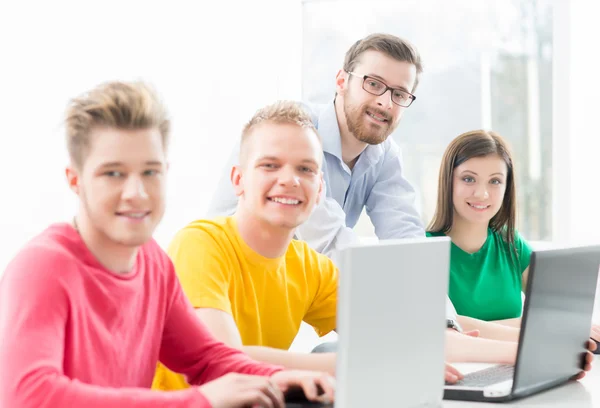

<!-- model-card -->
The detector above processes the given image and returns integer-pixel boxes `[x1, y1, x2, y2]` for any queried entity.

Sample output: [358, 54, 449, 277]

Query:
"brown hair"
[427, 130, 517, 251]
[343, 33, 423, 92]
[65, 81, 170, 169]
[240, 100, 321, 163]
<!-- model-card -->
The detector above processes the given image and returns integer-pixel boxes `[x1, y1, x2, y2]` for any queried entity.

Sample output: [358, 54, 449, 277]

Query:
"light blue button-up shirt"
[207, 101, 425, 259]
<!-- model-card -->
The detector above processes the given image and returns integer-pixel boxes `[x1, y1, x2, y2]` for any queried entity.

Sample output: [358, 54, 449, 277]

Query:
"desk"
[288, 356, 600, 407]
[443, 356, 600, 407]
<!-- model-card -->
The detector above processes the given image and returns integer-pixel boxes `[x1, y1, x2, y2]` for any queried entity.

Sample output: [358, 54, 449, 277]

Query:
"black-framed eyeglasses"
[347, 71, 416, 108]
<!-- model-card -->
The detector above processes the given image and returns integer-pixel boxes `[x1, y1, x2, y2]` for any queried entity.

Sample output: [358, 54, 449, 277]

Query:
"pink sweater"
[0, 224, 282, 407]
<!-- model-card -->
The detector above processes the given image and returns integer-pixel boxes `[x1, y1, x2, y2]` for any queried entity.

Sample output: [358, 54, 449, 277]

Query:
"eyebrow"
[256, 156, 280, 162]
[301, 158, 320, 167]
[256, 156, 319, 167]
[367, 73, 409, 92]
[98, 161, 164, 168]
[460, 170, 505, 177]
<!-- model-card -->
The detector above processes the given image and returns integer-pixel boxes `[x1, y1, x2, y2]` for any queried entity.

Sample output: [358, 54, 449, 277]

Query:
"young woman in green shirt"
[427, 130, 600, 344]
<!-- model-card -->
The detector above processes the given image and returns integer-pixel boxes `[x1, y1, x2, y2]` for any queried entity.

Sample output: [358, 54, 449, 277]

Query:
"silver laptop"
[334, 237, 451, 408]
[444, 245, 600, 402]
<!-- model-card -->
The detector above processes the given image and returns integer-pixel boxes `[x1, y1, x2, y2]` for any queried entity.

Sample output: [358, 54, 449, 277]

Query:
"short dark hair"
[343, 33, 423, 92]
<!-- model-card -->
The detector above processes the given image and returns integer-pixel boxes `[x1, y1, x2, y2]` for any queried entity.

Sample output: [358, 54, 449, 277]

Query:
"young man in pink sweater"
[0, 81, 335, 408]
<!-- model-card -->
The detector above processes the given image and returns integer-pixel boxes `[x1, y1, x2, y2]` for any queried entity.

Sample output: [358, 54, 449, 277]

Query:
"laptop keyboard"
[452, 365, 514, 388]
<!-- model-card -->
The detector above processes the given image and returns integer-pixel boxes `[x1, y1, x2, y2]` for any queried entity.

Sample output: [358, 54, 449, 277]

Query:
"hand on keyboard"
[445, 363, 464, 384]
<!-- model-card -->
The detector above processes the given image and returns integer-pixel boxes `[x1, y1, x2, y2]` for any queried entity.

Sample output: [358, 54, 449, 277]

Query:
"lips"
[115, 211, 151, 218]
[365, 108, 390, 123]
[467, 202, 490, 210]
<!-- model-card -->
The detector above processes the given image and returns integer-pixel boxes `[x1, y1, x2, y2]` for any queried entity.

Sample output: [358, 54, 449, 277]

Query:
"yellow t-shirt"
[152, 216, 338, 390]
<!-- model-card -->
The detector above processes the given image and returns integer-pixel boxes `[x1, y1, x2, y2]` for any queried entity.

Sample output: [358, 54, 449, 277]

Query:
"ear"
[335, 69, 348, 95]
[315, 171, 325, 206]
[65, 165, 80, 195]
[230, 165, 244, 197]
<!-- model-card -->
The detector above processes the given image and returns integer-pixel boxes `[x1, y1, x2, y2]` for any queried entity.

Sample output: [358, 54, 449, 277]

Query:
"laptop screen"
[512, 246, 600, 395]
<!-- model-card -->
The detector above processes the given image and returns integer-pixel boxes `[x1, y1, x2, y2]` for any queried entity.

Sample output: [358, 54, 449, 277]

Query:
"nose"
[473, 183, 489, 200]
[376, 89, 394, 110]
[122, 175, 149, 201]
[278, 166, 300, 187]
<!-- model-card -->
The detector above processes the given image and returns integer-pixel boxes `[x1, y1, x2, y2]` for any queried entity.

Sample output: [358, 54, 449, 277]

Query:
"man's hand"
[573, 339, 597, 381]
[270, 370, 335, 404]
[445, 363, 464, 384]
[198, 373, 284, 408]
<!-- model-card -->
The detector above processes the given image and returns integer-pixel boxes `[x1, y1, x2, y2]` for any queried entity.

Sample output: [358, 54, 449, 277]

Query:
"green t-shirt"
[426, 228, 532, 321]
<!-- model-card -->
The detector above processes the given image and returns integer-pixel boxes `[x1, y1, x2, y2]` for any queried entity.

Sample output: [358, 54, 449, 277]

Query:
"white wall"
[0, 0, 302, 272]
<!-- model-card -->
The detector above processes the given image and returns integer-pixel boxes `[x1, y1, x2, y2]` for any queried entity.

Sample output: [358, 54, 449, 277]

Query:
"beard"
[343, 96, 399, 145]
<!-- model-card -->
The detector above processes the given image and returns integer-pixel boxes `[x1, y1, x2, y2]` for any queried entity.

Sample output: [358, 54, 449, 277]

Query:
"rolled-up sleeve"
[365, 143, 424, 240]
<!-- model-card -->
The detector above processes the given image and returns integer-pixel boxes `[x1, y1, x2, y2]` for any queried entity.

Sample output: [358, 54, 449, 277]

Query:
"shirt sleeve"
[0, 247, 211, 408]
[514, 231, 533, 274]
[168, 227, 233, 314]
[302, 248, 338, 336]
[365, 141, 425, 239]
[158, 264, 283, 385]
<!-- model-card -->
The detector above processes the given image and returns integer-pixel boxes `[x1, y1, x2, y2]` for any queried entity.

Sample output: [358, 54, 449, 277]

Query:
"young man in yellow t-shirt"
[153, 101, 464, 391]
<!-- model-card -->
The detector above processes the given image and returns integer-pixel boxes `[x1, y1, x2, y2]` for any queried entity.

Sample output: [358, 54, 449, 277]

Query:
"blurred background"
[1, 0, 599, 350]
